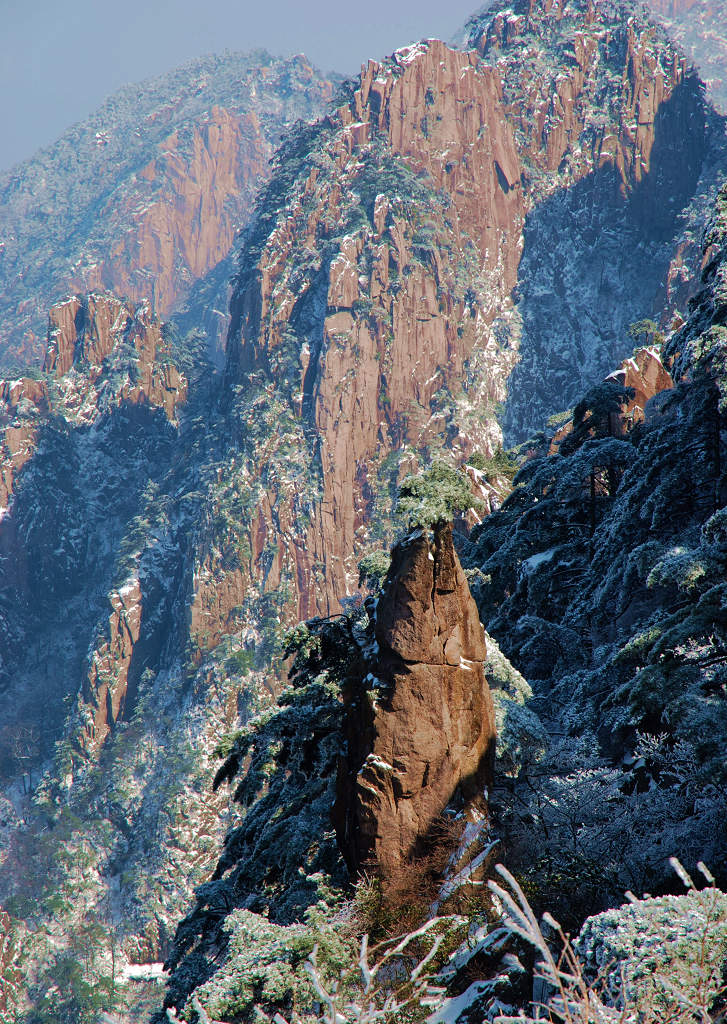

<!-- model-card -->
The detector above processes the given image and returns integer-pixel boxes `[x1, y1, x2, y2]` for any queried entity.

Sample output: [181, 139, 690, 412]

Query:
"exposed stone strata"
[0, 292, 186, 746]
[70, 107, 268, 326]
[44, 292, 187, 419]
[473, 0, 692, 189]
[215, 2, 724, 636]
[0, 379, 48, 509]
[83, 580, 144, 744]
[225, 39, 525, 622]
[336, 523, 496, 878]
[604, 345, 675, 432]
[0, 53, 334, 365]
[345, 42, 524, 282]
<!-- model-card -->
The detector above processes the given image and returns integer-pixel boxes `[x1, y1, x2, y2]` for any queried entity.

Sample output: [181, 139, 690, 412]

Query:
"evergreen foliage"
[164, 616, 363, 1015]
[464, 183, 727, 911]
[396, 461, 482, 530]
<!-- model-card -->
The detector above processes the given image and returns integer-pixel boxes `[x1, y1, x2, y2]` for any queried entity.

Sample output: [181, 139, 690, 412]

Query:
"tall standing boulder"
[336, 523, 496, 879]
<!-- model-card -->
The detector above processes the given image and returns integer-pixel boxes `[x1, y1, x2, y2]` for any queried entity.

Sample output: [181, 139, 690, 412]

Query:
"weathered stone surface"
[459, 0, 720, 443]
[337, 524, 496, 878]
[43, 292, 187, 418]
[604, 346, 675, 433]
[0, 54, 334, 366]
[550, 345, 674, 451]
[225, 38, 525, 623]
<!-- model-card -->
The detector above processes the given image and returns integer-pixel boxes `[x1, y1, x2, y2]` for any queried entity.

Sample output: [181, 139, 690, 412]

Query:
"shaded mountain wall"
[461, 0, 726, 441]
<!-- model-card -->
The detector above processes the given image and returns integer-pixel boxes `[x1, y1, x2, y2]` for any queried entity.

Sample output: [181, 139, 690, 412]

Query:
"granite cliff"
[336, 524, 495, 879]
[157, 175, 727, 1024]
[0, 52, 334, 366]
[1, 1, 727, 1019]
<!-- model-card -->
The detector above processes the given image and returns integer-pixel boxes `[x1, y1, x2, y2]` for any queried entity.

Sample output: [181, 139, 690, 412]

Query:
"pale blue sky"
[0, 0, 484, 172]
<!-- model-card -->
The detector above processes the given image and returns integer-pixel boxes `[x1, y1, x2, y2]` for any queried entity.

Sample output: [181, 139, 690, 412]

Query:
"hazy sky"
[0, 0, 484, 173]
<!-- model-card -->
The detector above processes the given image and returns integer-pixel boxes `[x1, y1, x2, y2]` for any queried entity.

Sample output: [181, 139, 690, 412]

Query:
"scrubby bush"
[490, 860, 727, 1024]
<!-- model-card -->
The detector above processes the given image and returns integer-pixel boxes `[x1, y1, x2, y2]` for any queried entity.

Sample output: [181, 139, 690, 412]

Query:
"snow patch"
[394, 41, 429, 66]
[427, 980, 495, 1023]
[122, 962, 166, 981]
[521, 546, 558, 572]
[362, 753, 395, 774]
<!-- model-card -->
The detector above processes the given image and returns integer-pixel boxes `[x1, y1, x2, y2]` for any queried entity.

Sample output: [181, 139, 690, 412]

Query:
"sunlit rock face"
[0, 53, 335, 366]
[336, 523, 496, 879]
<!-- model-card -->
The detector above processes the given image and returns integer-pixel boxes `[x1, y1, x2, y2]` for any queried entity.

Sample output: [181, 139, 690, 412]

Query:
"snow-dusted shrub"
[266, 918, 466, 1024]
[492, 731, 727, 929]
[490, 861, 727, 1024]
[701, 506, 727, 551]
[485, 634, 532, 704]
[493, 695, 548, 779]
[186, 907, 356, 1023]
[646, 545, 709, 594]
[577, 879, 727, 1020]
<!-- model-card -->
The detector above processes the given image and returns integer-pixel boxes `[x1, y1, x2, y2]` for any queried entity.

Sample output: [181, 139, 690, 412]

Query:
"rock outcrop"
[2, 4, 727, 1010]
[214, 0, 726, 642]
[43, 292, 187, 418]
[0, 53, 333, 366]
[222, 38, 528, 623]
[336, 524, 496, 878]
[549, 344, 674, 451]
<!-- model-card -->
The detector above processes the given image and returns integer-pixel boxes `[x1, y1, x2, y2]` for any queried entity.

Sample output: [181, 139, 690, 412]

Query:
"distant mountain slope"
[0, 52, 334, 367]
[645, 0, 727, 111]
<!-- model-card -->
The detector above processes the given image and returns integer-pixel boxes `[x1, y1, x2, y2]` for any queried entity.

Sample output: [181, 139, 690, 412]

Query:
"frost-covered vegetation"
[457, 182, 727, 924]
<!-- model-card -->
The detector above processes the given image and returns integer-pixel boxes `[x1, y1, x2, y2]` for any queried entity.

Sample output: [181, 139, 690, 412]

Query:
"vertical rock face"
[336, 524, 496, 878]
[461, 0, 721, 442]
[224, 38, 526, 622]
[42, 291, 187, 418]
[0, 53, 334, 366]
[213, 0, 726, 640]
